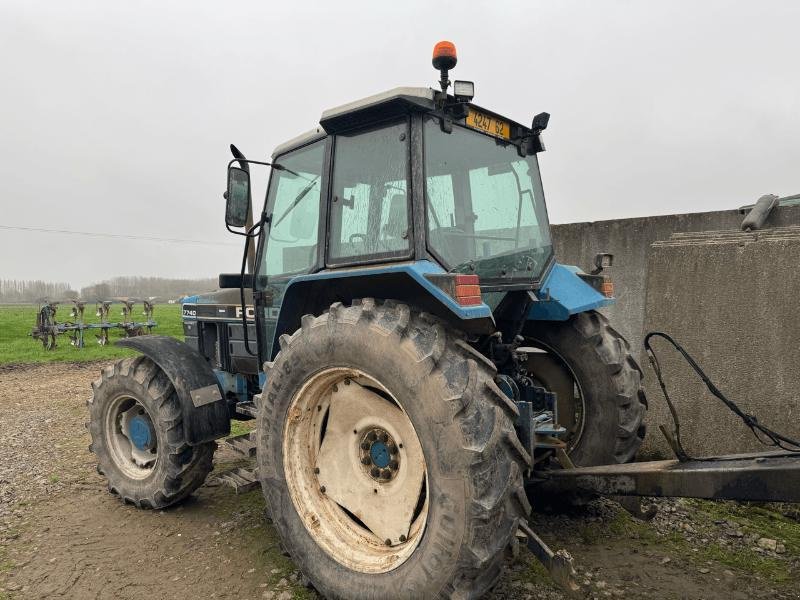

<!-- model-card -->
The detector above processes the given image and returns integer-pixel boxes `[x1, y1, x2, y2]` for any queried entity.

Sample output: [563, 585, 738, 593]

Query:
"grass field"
[0, 304, 184, 365]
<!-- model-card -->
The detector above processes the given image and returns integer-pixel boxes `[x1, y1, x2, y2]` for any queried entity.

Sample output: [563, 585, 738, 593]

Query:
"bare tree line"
[0, 276, 217, 303]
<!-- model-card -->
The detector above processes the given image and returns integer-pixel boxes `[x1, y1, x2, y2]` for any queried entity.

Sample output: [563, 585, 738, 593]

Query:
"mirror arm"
[236, 213, 268, 357]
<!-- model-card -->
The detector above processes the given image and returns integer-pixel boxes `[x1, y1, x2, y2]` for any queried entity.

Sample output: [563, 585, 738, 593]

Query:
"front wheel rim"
[282, 367, 429, 574]
[104, 394, 158, 480]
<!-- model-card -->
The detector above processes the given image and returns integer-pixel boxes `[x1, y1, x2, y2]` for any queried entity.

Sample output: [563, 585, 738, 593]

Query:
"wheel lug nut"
[361, 457, 371, 465]
[360, 441, 370, 450]
[380, 433, 389, 442]
[389, 460, 398, 470]
[370, 467, 380, 477]
[368, 432, 377, 441]
[388, 443, 397, 454]
[380, 469, 391, 479]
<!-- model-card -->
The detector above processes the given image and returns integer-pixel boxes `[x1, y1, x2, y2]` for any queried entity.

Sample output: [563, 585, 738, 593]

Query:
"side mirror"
[225, 167, 251, 228]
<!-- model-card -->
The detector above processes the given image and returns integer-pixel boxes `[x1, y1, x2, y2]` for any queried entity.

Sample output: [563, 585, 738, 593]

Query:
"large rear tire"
[256, 299, 531, 600]
[525, 310, 647, 466]
[88, 356, 216, 509]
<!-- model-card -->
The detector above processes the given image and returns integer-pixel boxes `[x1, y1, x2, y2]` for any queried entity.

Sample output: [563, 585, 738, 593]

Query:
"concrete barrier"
[641, 227, 800, 456]
[551, 204, 800, 457]
[551, 204, 800, 361]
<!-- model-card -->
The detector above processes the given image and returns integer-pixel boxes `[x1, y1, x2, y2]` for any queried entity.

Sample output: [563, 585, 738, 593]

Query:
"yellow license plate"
[466, 109, 511, 140]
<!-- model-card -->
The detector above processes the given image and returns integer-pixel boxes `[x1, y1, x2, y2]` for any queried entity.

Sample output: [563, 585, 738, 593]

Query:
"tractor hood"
[182, 287, 253, 307]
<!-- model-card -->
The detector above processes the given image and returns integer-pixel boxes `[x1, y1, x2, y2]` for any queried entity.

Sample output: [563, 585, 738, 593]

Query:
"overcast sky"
[1, 1, 798, 289]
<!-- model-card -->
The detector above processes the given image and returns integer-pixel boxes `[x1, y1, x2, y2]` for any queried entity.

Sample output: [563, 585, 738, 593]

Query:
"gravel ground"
[1, 362, 799, 599]
[0, 362, 103, 526]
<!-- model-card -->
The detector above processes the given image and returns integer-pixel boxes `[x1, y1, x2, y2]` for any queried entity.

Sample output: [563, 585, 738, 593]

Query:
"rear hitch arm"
[539, 450, 800, 503]
[518, 520, 581, 596]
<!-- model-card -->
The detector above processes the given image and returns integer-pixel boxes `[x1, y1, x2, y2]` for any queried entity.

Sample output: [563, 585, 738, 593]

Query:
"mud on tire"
[88, 355, 215, 509]
[256, 299, 532, 600]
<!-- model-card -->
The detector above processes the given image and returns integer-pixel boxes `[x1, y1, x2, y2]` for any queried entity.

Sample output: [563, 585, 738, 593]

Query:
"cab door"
[326, 120, 413, 267]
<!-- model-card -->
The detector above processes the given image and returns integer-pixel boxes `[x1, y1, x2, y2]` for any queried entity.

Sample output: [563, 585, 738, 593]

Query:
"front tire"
[88, 356, 216, 509]
[257, 299, 531, 600]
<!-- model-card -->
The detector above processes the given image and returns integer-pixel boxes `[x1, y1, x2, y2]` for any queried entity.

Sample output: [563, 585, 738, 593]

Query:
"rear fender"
[117, 336, 230, 445]
[269, 260, 496, 360]
[528, 264, 614, 321]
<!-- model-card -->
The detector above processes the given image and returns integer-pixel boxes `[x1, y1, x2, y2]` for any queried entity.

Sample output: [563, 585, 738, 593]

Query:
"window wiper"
[272, 175, 320, 228]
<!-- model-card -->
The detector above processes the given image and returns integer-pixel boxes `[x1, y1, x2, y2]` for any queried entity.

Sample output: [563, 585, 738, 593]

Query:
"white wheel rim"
[104, 394, 158, 480]
[283, 367, 429, 574]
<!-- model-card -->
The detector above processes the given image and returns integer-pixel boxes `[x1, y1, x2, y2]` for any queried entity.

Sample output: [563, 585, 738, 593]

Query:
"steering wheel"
[440, 227, 466, 236]
[349, 233, 367, 251]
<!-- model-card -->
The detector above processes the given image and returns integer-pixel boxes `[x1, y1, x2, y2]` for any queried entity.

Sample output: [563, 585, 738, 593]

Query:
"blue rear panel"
[528, 263, 613, 321]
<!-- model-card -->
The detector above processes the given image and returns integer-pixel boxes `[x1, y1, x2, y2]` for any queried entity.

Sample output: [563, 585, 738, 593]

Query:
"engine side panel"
[181, 301, 259, 375]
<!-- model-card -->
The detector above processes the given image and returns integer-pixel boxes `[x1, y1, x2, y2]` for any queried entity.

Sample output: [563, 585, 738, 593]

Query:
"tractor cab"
[218, 41, 610, 370]
[318, 84, 554, 285]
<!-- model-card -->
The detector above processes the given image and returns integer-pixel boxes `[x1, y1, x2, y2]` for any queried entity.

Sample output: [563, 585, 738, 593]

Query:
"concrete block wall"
[550, 204, 800, 457]
[641, 227, 800, 456]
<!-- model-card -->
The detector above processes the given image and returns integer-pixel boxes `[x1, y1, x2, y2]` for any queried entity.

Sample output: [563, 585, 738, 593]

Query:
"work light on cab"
[453, 80, 474, 101]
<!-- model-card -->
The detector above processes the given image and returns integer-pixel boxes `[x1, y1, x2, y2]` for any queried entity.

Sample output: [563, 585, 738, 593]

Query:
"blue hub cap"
[370, 441, 391, 468]
[128, 414, 155, 451]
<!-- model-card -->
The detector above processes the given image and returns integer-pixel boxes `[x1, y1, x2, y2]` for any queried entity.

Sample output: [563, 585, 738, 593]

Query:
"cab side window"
[261, 141, 325, 278]
[328, 122, 410, 262]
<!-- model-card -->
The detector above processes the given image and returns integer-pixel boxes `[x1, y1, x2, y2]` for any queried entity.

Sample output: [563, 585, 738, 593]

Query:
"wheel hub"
[360, 428, 399, 481]
[128, 414, 155, 451]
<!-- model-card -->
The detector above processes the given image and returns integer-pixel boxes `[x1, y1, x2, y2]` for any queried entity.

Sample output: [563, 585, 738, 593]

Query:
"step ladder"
[213, 430, 258, 493]
[223, 431, 256, 458]
[215, 467, 259, 494]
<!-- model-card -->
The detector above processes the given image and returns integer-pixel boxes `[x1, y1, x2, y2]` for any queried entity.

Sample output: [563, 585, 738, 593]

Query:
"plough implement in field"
[30, 298, 157, 350]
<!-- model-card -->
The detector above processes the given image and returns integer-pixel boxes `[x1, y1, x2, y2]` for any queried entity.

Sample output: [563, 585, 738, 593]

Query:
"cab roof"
[319, 87, 435, 133]
[272, 87, 435, 159]
[271, 86, 531, 158]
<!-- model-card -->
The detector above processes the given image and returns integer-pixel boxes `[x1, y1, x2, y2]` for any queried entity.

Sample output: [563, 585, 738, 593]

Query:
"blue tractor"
[88, 41, 646, 598]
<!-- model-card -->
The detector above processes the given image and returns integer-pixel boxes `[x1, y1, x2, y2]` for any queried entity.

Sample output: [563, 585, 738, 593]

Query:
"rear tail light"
[454, 274, 481, 306]
[577, 272, 615, 298]
[600, 278, 614, 298]
[425, 273, 483, 307]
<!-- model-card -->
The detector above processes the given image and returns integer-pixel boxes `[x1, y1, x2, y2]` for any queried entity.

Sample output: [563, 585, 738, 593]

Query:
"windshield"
[423, 116, 552, 282]
[258, 140, 326, 282]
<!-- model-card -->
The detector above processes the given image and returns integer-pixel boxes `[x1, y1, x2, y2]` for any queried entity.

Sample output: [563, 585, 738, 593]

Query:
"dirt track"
[1, 362, 798, 599]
